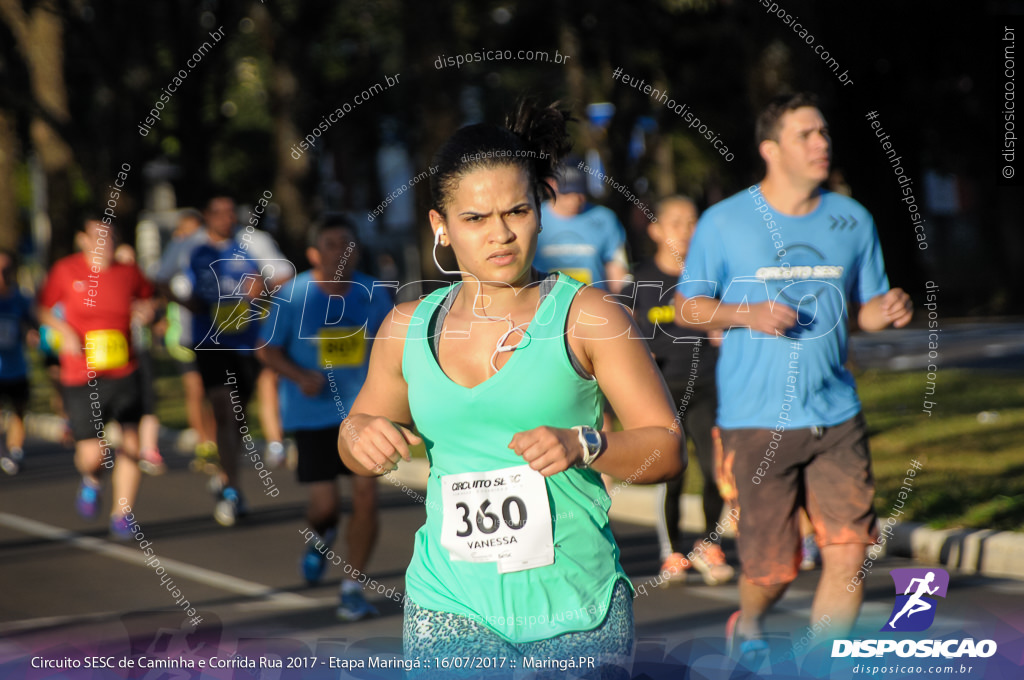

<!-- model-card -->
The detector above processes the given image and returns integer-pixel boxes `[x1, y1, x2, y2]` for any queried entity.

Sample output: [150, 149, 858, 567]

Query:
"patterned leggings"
[403, 580, 634, 680]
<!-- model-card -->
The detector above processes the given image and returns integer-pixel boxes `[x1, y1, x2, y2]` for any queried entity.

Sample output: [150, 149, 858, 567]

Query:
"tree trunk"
[0, 0, 74, 263]
[0, 109, 19, 251]
[269, 62, 311, 256]
[252, 3, 310, 258]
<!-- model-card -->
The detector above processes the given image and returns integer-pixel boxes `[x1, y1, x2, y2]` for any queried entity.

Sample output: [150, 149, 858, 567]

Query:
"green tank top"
[402, 272, 628, 643]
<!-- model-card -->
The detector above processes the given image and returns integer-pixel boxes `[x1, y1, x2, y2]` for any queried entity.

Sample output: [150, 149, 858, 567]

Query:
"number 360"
[455, 497, 527, 537]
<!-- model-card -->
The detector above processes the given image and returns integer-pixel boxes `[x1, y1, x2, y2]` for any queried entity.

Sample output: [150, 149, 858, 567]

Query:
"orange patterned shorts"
[719, 413, 878, 586]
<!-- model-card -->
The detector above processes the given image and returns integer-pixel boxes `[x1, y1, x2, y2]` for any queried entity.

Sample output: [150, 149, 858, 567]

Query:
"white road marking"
[0, 513, 315, 607]
[0, 610, 123, 636]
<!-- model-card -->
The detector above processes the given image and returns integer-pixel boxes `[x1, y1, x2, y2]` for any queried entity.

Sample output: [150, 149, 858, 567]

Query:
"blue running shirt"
[679, 187, 889, 429]
[535, 203, 627, 290]
[0, 291, 32, 380]
[189, 230, 289, 351]
[259, 270, 393, 431]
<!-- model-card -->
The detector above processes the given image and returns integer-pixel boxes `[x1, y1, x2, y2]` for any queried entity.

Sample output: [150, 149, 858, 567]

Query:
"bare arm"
[37, 304, 82, 356]
[675, 293, 798, 336]
[256, 345, 325, 397]
[857, 288, 913, 332]
[584, 289, 683, 481]
[337, 302, 422, 477]
[508, 287, 684, 482]
[603, 261, 629, 295]
[131, 298, 159, 327]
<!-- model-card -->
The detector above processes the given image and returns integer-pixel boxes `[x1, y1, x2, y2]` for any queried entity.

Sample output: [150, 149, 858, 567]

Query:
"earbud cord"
[432, 230, 533, 374]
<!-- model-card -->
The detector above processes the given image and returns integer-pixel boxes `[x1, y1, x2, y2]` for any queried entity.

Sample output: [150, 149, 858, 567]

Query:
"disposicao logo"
[882, 567, 948, 632]
[832, 568, 997, 659]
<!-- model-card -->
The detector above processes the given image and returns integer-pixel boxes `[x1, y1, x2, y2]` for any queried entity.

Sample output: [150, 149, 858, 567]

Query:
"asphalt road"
[1, 436, 1022, 679]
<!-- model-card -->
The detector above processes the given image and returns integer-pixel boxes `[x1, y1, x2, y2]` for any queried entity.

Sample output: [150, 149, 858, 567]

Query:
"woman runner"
[339, 101, 684, 678]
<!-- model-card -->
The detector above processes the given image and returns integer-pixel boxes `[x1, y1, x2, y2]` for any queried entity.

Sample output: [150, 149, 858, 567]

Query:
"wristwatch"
[572, 425, 604, 468]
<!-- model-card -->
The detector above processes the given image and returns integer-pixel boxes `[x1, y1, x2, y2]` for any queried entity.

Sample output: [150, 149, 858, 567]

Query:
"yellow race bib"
[557, 268, 593, 285]
[212, 299, 255, 335]
[647, 305, 676, 325]
[318, 327, 366, 368]
[84, 329, 129, 371]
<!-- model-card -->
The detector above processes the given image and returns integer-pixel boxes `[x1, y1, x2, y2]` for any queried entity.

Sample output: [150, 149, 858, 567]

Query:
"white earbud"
[433, 226, 467, 276]
[429, 222, 533, 375]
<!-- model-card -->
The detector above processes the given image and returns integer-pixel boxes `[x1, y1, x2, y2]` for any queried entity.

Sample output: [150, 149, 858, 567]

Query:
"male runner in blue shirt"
[184, 195, 293, 526]
[258, 216, 393, 620]
[675, 93, 913, 656]
[535, 159, 630, 293]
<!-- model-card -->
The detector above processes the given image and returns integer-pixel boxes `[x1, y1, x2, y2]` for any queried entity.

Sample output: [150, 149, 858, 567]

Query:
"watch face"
[583, 429, 601, 453]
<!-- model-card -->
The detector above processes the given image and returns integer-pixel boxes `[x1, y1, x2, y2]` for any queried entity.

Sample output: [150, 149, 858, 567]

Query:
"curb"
[887, 522, 1024, 580]
[21, 414, 1022, 580]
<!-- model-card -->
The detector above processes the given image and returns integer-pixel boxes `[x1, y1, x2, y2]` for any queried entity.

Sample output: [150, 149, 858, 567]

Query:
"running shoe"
[109, 514, 133, 540]
[659, 552, 691, 585]
[0, 452, 19, 476]
[337, 581, 379, 621]
[75, 479, 101, 519]
[725, 610, 770, 661]
[207, 474, 224, 495]
[300, 529, 337, 585]
[213, 486, 247, 527]
[265, 441, 286, 469]
[801, 534, 821, 571]
[139, 448, 167, 476]
[690, 540, 736, 586]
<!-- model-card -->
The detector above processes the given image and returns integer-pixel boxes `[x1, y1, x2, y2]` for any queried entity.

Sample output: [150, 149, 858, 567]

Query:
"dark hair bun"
[429, 99, 575, 214]
[506, 99, 574, 182]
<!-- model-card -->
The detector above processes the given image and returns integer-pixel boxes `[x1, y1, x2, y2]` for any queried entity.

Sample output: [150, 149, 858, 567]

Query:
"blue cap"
[555, 156, 586, 194]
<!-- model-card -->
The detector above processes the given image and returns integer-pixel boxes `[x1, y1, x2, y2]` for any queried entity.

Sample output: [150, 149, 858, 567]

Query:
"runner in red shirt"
[38, 218, 155, 539]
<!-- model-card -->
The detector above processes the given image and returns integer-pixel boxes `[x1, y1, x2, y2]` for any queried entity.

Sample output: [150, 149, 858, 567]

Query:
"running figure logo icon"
[196, 258, 294, 349]
[882, 568, 950, 632]
[209, 265, 282, 345]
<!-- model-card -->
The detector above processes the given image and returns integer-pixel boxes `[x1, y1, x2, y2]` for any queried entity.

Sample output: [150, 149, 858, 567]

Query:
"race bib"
[84, 329, 129, 371]
[558, 268, 593, 285]
[211, 299, 252, 336]
[318, 328, 366, 368]
[0, 318, 18, 350]
[440, 464, 554, 574]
